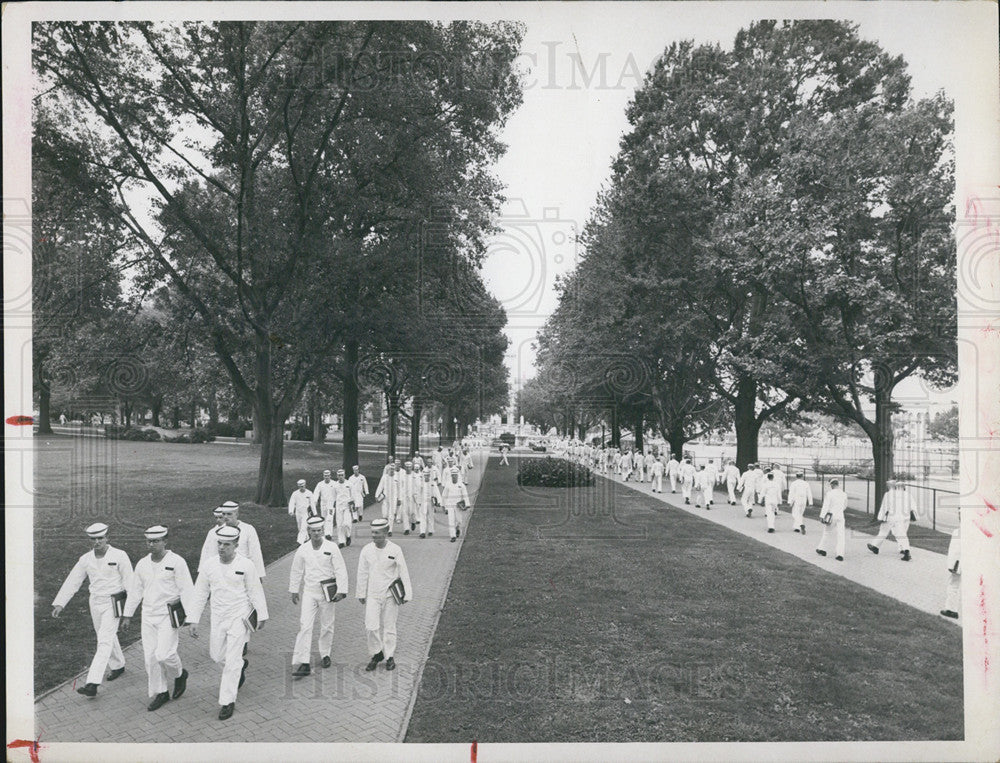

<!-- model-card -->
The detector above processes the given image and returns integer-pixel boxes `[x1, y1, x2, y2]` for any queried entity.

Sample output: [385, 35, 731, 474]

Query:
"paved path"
[589, 462, 961, 623]
[34, 449, 489, 743]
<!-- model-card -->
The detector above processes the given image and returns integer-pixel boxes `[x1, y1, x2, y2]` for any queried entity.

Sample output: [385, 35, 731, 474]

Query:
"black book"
[389, 577, 406, 605]
[243, 608, 260, 632]
[167, 598, 186, 628]
[110, 590, 128, 618]
[320, 578, 339, 602]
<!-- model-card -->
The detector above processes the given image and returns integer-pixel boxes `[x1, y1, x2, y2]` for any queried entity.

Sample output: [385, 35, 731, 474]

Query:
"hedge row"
[517, 457, 595, 488]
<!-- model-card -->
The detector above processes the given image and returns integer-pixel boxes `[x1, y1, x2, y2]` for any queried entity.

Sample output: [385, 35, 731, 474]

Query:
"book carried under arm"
[820, 512, 833, 525]
[110, 590, 128, 618]
[167, 598, 186, 628]
[320, 577, 339, 602]
[243, 608, 260, 632]
[389, 577, 406, 605]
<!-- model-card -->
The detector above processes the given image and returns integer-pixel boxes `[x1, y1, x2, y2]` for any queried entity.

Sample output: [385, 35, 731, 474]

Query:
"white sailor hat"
[336, 468, 345, 475]
[144, 525, 168, 540]
[297, 479, 307, 486]
[352, 464, 360, 470]
[220, 500, 239, 511]
[450, 467, 460, 474]
[216, 525, 240, 540]
[306, 515, 325, 528]
[213, 505, 225, 516]
[404, 460, 413, 467]
[85, 522, 109, 538]
[323, 469, 332, 475]
[370, 518, 389, 530]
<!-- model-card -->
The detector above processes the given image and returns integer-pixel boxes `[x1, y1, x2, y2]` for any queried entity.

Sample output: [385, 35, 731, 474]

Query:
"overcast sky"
[477, 2, 980, 408]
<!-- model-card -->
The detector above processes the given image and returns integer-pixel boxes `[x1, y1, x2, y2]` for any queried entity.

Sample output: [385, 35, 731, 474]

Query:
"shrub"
[854, 467, 916, 481]
[499, 432, 516, 446]
[105, 426, 161, 441]
[206, 420, 251, 438]
[811, 459, 870, 476]
[517, 457, 595, 488]
[189, 429, 216, 443]
[289, 421, 327, 441]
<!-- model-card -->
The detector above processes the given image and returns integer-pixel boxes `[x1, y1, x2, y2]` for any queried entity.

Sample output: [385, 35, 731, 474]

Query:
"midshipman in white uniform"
[289, 479, 317, 545]
[52, 523, 134, 698]
[289, 516, 348, 676]
[867, 480, 913, 561]
[348, 465, 369, 521]
[120, 525, 194, 711]
[375, 463, 401, 535]
[313, 470, 337, 539]
[188, 524, 269, 721]
[200, 502, 266, 578]
[787, 472, 814, 533]
[440, 467, 471, 542]
[816, 479, 848, 561]
[357, 519, 413, 672]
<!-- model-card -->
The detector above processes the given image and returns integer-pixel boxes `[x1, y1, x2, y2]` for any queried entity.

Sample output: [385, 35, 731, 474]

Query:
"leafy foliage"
[516, 457, 595, 488]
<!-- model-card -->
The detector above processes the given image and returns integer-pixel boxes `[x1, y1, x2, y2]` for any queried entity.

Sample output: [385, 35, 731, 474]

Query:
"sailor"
[289, 516, 348, 677]
[737, 464, 757, 517]
[416, 468, 442, 538]
[694, 464, 712, 509]
[200, 502, 266, 578]
[120, 525, 194, 711]
[348, 465, 369, 521]
[399, 461, 418, 535]
[762, 472, 781, 532]
[787, 472, 814, 533]
[313, 470, 337, 539]
[816, 479, 848, 561]
[723, 460, 741, 505]
[187, 524, 269, 721]
[867, 480, 913, 561]
[374, 462, 401, 536]
[52, 523, 134, 698]
[288, 479, 317, 545]
[650, 455, 665, 493]
[357, 519, 413, 672]
[666, 454, 680, 493]
[679, 458, 696, 505]
[440, 467, 471, 542]
[333, 469, 355, 547]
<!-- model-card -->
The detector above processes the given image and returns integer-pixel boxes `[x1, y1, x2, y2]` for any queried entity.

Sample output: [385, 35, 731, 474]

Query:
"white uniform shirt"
[772, 468, 788, 493]
[375, 472, 399, 504]
[680, 462, 696, 483]
[821, 488, 848, 520]
[288, 539, 349, 596]
[313, 480, 337, 515]
[199, 521, 266, 578]
[333, 480, 353, 509]
[651, 460, 665, 477]
[724, 464, 741, 485]
[418, 478, 442, 506]
[288, 488, 316, 517]
[53, 546, 134, 606]
[787, 479, 814, 506]
[356, 541, 412, 602]
[704, 462, 719, 484]
[762, 479, 781, 505]
[348, 473, 369, 505]
[878, 489, 912, 522]
[123, 550, 194, 618]
[187, 554, 268, 625]
[666, 458, 680, 476]
[440, 480, 471, 509]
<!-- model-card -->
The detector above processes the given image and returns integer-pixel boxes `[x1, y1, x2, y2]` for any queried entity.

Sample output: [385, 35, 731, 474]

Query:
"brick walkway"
[595, 464, 961, 623]
[34, 449, 488, 743]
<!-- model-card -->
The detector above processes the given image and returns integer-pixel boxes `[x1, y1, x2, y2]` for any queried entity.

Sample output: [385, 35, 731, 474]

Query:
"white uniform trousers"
[790, 500, 808, 529]
[651, 473, 662, 493]
[335, 505, 353, 545]
[381, 499, 396, 533]
[446, 505, 464, 539]
[141, 612, 182, 697]
[764, 498, 778, 529]
[418, 500, 435, 535]
[295, 508, 311, 544]
[209, 614, 250, 706]
[817, 517, 846, 558]
[400, 494, 416, 530]
[695, 484, 710, 506]
[872, 519, 911, 552]
[681, 478, 693, 501]
[364, 595, 399, 658]
[741, 486, 755, 512]
[87, 595, 125, 685]
[668, 472, 677, 492]
[323, 509, 335, 540]
[944, 572, 961, 614]
[727, 480, 738, 504]
[293, 591, 336, 664]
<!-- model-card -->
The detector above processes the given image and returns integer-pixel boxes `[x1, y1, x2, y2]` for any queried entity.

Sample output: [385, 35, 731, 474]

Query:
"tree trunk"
[151, 398, 162, 427]
[208, 389, 219, 426]
[666, 422, 686, 462]
[191, 400, 198, 428]
[870, 383, 895, 514]
[410, 399, 422, 456]
[634, 412, 644, 452]
[311, 390, 323, 443]
[342, 340, 360, 471]
[733, 375, 760, 471]
[123, 400, 132, 428]
[610, 406, 620, 447]
[172, 405, 181, 429]
[255, 404, 287, 506]
[387, 393, 398, 458]
[37, 364, 54, 434]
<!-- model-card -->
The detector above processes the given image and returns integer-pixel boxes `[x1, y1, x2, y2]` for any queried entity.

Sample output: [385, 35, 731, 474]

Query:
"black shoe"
[456, 528, 461, 537]
[292, 663, 310, 678]
[77, 683, 98, 697]
[695, 504, 700, 508]
[385, 657, 396, 671]
[387, 531, 392, 537]
[867, 543, 879, 555]
[940, 610, 959, 619]
[746, 509, 752, 517]
[800, 525, 806, 535]
[451, 537, 456, 543]
[767, 528, 775, 533]
[816, 549, 827, 557]
[420, 533, 426, 538]
[901, 550, 911, 562]
[836, 555, 844, 561]
[411, 523, 416, 531]
[403, 530, 410, 535]
[172, 669, 188, 699]
[428, 532, 433, 536]
[794, 528, 800, 533]
[239, 659, 248, 688]
[365, 652, 384, 671]
[346, 536, 351, 546]
[219, 703, 235, 721]
[107, 667, 125, 681]
[685, 498, 690, 505]
[338, 543, 345, 548]
[322, 656, 331, 668]
[148, 692, 170, 711]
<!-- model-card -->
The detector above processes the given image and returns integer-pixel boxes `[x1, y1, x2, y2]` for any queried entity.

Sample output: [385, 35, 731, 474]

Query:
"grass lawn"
[32, 434, 391, 694]
[404, 456, 963, 743]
